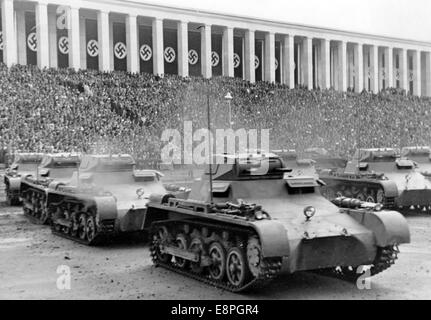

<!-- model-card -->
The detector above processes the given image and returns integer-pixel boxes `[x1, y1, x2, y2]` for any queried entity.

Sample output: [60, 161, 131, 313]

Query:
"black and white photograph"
[0, 0, 431, 306]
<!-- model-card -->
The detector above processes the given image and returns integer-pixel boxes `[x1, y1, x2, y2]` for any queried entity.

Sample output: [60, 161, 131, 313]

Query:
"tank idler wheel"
[189, 238, 204, 274]
[78, 214, 87, 240]
[226, 247, 249, 288]
[247, 237, 265, 278]
[208, 242, 226, 281]
[86, 216, 97, 243]
[154, 226, 172, 264]
[376, 189, 385, 205]
[40, 202, 49, 225]
[174, 234, 189, 269]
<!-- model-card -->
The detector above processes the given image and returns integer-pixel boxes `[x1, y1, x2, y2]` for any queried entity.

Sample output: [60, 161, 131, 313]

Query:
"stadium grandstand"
[0, 0, 431, 165]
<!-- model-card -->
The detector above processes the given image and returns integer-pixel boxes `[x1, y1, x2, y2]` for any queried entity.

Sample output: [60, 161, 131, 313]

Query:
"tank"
[320, 148, 431, 212]
[3, 153, 44, 205]
[46, 154, 187, 245]
[144, 153, 410, 293]
[401, 147, 431, 180]
[301, 148, 348, 172]
[21, 153, 81, 224]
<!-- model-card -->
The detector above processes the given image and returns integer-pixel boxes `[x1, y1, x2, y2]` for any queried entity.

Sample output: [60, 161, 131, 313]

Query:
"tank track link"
[316, 245, 399, 282]
[149, 220, 282, 293]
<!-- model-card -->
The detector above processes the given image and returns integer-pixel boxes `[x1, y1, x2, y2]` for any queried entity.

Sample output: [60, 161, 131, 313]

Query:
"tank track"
[149, 220, 282, 293]
[317, 245, 399, 282]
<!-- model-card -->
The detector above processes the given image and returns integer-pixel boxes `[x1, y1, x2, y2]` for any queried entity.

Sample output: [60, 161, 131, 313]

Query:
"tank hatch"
[13, 153, 44, 164]
[79, 154, 135, 173]
[401, 146, 431, 158]
[358, 149, 398, 162]
[204, 153, 291, 181]
[39, 153, 81, 169]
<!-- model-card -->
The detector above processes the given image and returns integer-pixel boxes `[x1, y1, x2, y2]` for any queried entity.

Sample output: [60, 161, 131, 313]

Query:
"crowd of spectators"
[1, 63, 430, 165]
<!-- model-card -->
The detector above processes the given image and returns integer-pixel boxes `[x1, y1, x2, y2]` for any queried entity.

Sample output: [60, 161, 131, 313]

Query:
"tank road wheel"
[78, 214, 87, 240]
[208, 242, 226, 281]
[153, 226, 172, 264]
[226, 247, 249, 288]
[189, 238, 204, 274]
[174, 234, 189, 269]
[376, 189, 385, 205]
[356, 192, 366, 202]
[39, 200, 49, 225]
[86, 216, 97, 243]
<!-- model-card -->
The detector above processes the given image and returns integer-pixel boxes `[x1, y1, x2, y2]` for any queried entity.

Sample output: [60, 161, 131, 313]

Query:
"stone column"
[282, 34, 294, 88]
[97, 10, 110, 72]
[79, 15, 86, 69]
[424, 52, 431, 97]
[371, 45, 379, 93]
[320, 39, 330, 89]
[35, 2, 50, 69]
[47, 8, 57, 68]
[201, 24, 212, 78]
[354, 43, 364, 93]
[338, 41, 347, 92]
[302, 37, 312, 89]
[413, 50, 421, 96]
[1, 0, 17, 66]
[244, 29, 255, 83]
[126, 14, 139, 73]
[264, 32, 275, 83]
[177, 21, 188, 77]
[68, 6, 80, 70]
[15, 10, 26, 65]
[386, 47, 394, 88]
[222, 26, 234, 77]
[152, 18, 164, 76]
[400, 48, 408, 92]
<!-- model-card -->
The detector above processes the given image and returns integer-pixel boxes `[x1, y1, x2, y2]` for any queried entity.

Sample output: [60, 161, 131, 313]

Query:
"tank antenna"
[207, 93, 214, 204]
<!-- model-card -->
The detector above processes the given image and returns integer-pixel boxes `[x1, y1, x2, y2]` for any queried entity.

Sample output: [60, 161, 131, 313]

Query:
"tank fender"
[8, 177, 22, 191]
[48, 181, 65, 190]
[93, 196, 118, 221]
[348, 210, 410, 247]
[250, 220, 290, 258]
[379, 180, 399, 199]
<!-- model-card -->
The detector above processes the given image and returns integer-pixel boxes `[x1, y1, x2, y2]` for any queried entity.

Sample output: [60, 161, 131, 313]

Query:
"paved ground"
[0, 195, 430, 300]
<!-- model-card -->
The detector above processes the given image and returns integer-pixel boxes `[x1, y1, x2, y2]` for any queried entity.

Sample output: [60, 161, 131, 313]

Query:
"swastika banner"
[255, 40, 263, 82]
[57, 22, 69, 69]
[212, 34, 223, 76]
[86, 19, 99, 70]
[0, 13, 3, 62]
[113, 22, 127, 71]
[234, 36, 243, 79]
[25, 11, 37, 66]
[275, 41, 281, 83]
[164, 28, 178, 75]
[139, 25, 153, 74]
[188, 31, 201, 77]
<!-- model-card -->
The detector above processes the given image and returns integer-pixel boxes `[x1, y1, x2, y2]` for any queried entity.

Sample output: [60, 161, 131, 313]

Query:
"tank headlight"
[136, 188, 145, 199]
[304, 206, 316, 221]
